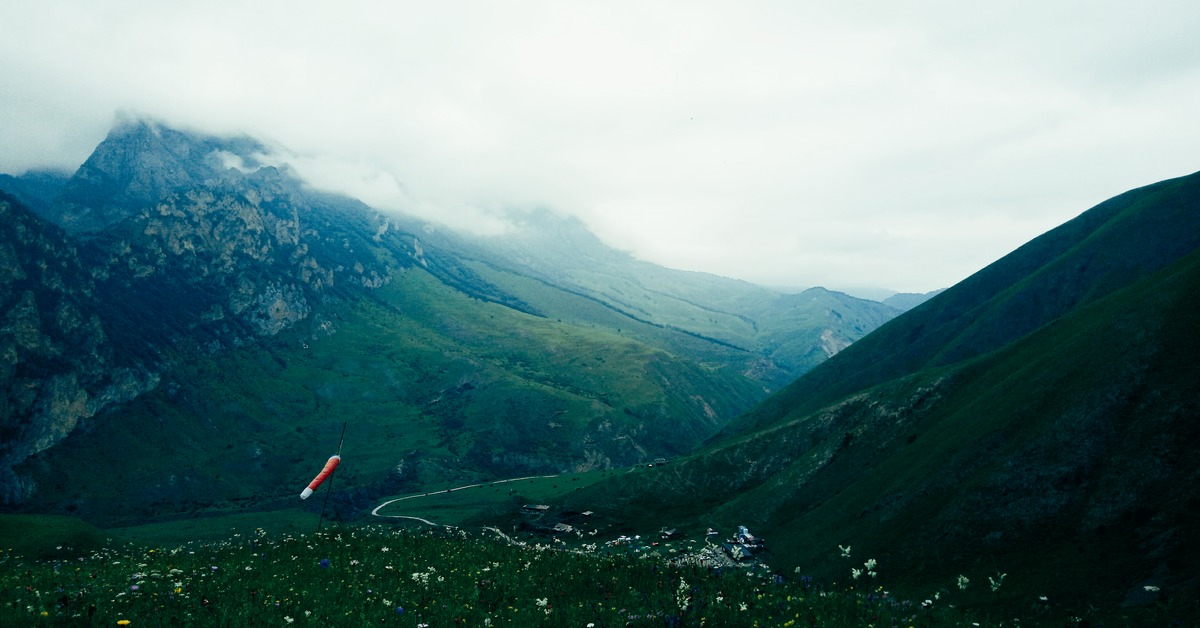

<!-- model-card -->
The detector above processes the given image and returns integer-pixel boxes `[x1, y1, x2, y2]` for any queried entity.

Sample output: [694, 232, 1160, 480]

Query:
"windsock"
[300, 455, 341, 499]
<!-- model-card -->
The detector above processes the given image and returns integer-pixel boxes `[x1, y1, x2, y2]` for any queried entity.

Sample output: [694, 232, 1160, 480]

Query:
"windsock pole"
[316, 422, 348, 532]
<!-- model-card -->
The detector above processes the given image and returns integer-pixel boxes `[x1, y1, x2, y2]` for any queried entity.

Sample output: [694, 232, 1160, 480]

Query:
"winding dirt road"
[369, 474, 559, 527]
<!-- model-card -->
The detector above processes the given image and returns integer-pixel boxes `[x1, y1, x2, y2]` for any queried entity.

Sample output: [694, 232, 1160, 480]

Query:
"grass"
[0, 515, 108, 559]
[372, 471, 618, 529]
[3, 508, 1194, 626]
[1, 522, 1008, 627]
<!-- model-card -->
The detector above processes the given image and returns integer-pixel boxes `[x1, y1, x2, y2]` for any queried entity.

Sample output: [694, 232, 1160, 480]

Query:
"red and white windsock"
[300, 455, 341, 499]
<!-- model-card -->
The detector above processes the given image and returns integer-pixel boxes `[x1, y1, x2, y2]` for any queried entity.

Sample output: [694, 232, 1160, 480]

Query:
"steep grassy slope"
[722, 169, 1200, 438]
[550, 171, 1200, 609]
[434, 210, 902, 388]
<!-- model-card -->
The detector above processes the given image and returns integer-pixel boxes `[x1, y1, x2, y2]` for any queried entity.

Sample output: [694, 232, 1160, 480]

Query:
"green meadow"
[1, 519, 998, 627]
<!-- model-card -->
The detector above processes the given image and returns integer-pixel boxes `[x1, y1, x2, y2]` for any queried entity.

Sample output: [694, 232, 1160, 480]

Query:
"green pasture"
[371, 467, 634, 528]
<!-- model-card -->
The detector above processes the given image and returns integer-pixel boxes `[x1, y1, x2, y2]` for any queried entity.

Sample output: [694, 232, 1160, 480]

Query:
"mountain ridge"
[552, 169, 1200, 606]
[719, 169, 1200, 439]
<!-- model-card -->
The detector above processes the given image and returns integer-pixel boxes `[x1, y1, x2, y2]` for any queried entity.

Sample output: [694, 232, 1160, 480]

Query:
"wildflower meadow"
[2, 524, 974, 627]
[0, 524, 1189, 626]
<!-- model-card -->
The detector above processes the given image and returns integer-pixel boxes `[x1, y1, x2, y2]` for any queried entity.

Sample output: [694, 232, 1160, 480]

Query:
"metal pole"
[316, 422, 348, 532]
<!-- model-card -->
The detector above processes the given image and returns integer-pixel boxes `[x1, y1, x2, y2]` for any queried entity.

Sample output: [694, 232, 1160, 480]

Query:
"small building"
[722, 543, 754, 561]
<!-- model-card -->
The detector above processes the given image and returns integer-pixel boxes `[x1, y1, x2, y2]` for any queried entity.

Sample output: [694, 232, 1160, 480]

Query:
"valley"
[1, 119, 908, 525]
[2, 118, 1198, 623]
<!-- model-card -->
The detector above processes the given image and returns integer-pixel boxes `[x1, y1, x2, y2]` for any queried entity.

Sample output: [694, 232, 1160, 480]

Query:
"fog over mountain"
[3, 1, 1199, 293]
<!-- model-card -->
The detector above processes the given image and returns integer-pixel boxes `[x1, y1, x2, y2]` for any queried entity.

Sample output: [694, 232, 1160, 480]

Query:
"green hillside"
[438, 210, 902, 387]
[722, 169, 1200, 438]
[16, 263, 768, 526]
[547, 171, 1200, 612]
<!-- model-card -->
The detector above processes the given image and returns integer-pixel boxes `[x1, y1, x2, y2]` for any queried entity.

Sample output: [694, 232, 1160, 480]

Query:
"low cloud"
[2, 1, 1199, 292]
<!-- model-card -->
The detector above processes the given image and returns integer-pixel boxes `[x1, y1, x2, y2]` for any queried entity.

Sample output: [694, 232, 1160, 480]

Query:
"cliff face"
[87, 165, 403, 348]
[0, 193, 159, 502]
[0, 128, 410, 503]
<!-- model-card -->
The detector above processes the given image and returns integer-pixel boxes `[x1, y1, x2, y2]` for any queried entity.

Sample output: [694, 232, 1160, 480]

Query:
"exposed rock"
[0, 123, 409, 501]
[247, 283, 311, 336]
[818, 328, 851, 357]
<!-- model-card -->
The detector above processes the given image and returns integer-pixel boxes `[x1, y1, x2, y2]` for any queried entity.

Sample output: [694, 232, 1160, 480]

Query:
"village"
[518, 501, 770, 572]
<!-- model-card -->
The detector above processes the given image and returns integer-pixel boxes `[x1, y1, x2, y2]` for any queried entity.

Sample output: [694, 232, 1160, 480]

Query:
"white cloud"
[2, 0, 1199, 292]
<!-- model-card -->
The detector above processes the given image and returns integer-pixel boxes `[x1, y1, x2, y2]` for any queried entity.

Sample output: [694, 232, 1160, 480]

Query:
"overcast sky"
[2, 1, 1199, 293]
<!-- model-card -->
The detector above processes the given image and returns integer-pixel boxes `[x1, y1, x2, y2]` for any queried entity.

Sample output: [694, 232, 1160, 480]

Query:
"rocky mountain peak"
[53, 117, 270, 234]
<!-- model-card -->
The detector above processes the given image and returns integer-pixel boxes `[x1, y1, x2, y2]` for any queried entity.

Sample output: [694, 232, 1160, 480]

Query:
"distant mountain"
[557, 170, 1200, 607]
[881, 288, 943, 310]
[0, 119, 901, 524]
[427, 210, 902, 387]
[0, 168, 70, 218]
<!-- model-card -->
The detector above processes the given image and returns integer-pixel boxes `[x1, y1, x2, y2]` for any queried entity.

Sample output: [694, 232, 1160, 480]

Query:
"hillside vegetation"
[549, 170, 1200, 611]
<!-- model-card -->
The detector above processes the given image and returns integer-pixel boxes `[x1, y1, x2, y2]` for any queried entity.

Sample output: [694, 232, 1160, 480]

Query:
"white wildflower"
[989, 572, 1006, 592]
[676, 577, 691, 612]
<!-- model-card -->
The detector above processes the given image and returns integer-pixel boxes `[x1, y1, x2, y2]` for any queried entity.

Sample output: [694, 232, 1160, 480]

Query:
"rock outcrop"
[0, 124, 410, 501]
